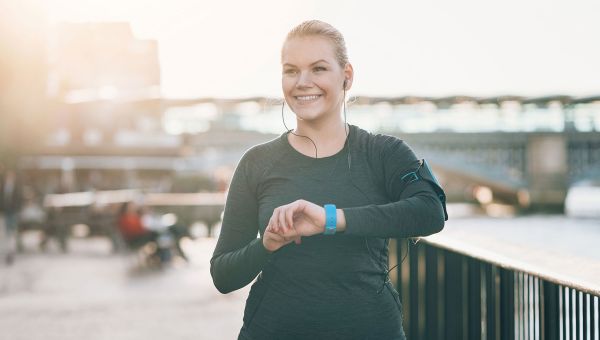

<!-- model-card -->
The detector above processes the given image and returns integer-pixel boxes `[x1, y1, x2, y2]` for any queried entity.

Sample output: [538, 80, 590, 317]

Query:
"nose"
[296, 71, 313, 88]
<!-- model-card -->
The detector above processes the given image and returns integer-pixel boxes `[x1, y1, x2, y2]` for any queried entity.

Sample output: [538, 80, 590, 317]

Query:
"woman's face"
[281, 36, 352, 123]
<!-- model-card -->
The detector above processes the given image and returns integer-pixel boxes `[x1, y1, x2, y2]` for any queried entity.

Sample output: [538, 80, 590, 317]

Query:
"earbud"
[343, 79, 348, 89]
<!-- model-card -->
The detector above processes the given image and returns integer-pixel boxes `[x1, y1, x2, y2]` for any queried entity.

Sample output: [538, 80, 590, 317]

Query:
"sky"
[44, 0, 600, 99]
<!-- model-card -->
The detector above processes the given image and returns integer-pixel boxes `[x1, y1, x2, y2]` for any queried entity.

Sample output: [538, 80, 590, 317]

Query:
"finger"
[269, 216, 281, 234]
[278, 207, 289, 233]
[265, 229, 284, 241]
[273, 210, 284, 234]
[271, 232, 285, 242]
[273, 208, 282, 233]
[294, 236, 302, 245]
[285, 205, 295, 233]
[267, 216, 276, 233]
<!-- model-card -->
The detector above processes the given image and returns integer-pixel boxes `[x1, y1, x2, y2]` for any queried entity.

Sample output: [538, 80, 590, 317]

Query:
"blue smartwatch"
[323, 204, 337, 235]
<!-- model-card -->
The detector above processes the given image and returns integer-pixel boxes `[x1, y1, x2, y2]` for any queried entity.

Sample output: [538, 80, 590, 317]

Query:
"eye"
[313, 66, 327, 72]
[283, 69, 298, 75]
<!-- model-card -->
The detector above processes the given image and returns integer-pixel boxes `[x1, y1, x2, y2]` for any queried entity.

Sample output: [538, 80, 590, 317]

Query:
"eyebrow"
[282, 59, 331, 68]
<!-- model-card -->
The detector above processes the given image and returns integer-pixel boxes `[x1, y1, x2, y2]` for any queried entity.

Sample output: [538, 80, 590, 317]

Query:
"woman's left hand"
[267, 199, 326, 240]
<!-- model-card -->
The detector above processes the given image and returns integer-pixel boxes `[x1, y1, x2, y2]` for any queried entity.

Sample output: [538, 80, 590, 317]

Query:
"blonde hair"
[283, 20, 349, 67]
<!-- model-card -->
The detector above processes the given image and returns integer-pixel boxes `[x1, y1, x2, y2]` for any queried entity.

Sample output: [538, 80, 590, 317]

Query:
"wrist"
[336, 209, 346, 232]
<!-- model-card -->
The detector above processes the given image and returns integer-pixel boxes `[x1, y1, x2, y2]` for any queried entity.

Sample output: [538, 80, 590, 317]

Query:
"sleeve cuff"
[342, 207, 368, 235]
[252, 237, 274, 259]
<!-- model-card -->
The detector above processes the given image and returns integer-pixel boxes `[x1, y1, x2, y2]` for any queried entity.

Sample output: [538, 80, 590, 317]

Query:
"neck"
[290, 113, 349, 158]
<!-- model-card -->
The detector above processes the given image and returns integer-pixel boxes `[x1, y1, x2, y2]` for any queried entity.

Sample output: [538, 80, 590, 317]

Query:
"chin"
[293, 110, 323, 122]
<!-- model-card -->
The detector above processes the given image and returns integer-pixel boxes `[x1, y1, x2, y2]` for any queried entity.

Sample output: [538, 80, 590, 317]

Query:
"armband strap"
[323, 204, 337, 235]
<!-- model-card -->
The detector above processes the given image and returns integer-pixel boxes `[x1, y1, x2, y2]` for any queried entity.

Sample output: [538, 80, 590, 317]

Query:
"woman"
[211, 20, 447, 339]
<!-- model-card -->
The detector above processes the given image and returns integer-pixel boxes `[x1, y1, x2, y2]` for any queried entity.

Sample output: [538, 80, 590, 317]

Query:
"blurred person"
[1, 167, 23, 265]
[0, 162, 4, 263]
[211, 20, 448, 339]
[17, 186, 47, 252]
[88, 201, 121, 253]
[117, 201, 157, 250]
[117, 202, 189, 263]
[41, 206, 68, 253]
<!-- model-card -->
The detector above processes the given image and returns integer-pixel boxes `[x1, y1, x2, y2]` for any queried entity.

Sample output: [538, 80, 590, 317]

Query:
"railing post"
[562, 287, 566, 340]
[565, 287, 575, 339]
[425, 245, 440, 340]
[485, 264, 499, 340]
[409, 242, 420, 339]
[576, 290, 581, 340]
[500, 268, 515, 340]
[592, 295, 598, 340]
[582, 292, 588, 340]
[468, 258, 482, 340]
[445, 250, 464, 339]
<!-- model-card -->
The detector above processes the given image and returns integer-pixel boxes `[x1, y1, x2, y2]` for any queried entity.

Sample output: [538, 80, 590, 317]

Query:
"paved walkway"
[0, 235, 248, 340]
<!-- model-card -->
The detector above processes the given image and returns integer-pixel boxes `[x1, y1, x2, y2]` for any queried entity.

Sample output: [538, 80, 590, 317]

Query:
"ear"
[343, 63, 354, 90]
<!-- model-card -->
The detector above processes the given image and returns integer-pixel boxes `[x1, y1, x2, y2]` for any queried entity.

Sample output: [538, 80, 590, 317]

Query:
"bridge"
[19, 94, 600, 211]
[400, 130, 600, 209]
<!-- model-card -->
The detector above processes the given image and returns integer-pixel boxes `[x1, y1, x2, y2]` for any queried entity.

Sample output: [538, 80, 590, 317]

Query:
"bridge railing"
[394, 229, 600, 340]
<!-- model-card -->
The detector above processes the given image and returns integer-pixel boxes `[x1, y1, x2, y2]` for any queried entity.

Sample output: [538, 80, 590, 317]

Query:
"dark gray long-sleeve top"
[211, 125, 446, 339]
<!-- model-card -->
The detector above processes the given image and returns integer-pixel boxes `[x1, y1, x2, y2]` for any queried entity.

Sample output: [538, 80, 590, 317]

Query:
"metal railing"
[394, 240, 600, 340]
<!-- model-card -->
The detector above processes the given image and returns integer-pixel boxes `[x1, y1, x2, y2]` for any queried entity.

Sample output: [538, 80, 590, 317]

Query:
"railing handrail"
[423, 223, 600, 296]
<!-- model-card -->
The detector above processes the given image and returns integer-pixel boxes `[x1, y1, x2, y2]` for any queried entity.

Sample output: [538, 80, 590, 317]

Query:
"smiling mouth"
[294, 95, 322, 102]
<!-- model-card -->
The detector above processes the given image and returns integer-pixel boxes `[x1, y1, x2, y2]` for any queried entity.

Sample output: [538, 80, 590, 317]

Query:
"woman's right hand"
[262, 224, 300, 253]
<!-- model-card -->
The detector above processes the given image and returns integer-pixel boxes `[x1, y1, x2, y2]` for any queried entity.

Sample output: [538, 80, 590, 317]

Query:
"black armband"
[400, 159, 448, 221]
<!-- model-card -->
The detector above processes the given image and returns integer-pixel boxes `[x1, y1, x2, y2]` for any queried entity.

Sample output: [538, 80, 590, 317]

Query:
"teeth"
[296, 95, 320, 101]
